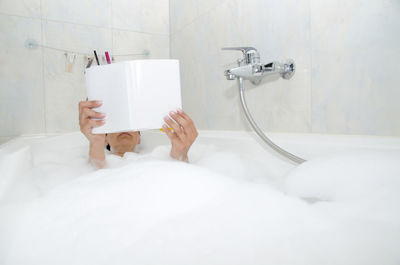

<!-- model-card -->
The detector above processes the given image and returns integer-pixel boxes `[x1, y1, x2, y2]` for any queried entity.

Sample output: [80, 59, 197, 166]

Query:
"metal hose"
[238, 77, 306, 164]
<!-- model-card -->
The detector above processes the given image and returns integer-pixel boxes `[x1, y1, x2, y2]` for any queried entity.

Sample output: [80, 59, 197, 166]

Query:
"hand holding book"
[78, 100, 106, 144]
[162, 109, 198, 162]
[78, 100, 107, 167]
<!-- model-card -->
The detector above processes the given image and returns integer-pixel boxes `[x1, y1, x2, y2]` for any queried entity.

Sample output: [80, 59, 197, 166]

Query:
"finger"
[169, 111, 188, 132]
[173, 111, 197, 137]
[176, 109, 197, 137]
[175, 113, 196, 141]
[164, 116, 186, 142]
[83, 108, 106, 119]
[176, 109, 193, 122]
[162, 124, 176, 141]
[79, 101, 103, 122]
[79, 100, 102, 114]
[186, 123, 198, 143]
[88, 119, 105, 128]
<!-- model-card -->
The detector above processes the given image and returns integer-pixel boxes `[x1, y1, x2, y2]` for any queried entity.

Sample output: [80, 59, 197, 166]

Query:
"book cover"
[86, 60, 182, 134]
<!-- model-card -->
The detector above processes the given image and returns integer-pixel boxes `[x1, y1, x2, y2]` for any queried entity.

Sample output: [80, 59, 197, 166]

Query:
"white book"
[85, 59, 182, 134]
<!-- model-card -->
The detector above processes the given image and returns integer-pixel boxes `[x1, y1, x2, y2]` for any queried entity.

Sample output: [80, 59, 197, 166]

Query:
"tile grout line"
[0, 11, 41, 21]
[168, 0, 171, 59]
[111, 0, 114, 55]
[0, 12, 169, 37]
[40, 0, 47, 134]
[308, 0, 313, 134]
[170, 0, 227, 38]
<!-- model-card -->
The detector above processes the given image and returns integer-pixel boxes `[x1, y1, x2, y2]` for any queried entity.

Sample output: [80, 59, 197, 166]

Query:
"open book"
[85, 60, 182, 134]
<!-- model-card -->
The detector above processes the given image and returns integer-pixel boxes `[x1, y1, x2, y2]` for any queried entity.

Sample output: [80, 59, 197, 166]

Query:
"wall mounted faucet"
[222, 47, 305, 164]
[222, 47, 295, 85]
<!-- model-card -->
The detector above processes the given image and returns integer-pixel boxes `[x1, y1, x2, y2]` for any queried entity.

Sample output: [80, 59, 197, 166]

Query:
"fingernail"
[164, 116, 169, 121]
[96, 100, 103, 105]
[169, 111, 176, 116]
[162, 124, 168, 129]
[177, 108, 183, 114]
[100, 113, 106, 117]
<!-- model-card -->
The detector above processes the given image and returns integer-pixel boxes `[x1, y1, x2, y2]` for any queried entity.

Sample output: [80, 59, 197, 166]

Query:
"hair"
[105, 133, 110, 151]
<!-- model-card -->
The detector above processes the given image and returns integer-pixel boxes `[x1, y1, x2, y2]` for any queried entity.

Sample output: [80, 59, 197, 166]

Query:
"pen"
[105, 51, 111, 64]
[93, 50, 100, 65]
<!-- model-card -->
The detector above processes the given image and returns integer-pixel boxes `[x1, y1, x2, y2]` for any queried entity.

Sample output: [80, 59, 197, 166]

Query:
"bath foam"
[0, 133, 399, 265]
[285, 150, 400, 201]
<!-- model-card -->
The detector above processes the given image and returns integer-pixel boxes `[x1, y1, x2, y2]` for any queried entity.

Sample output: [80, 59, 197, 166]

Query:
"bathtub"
[0, 130, 399, 265]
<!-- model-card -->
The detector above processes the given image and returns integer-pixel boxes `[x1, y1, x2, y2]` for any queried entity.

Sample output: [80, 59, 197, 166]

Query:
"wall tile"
[171, 0, 312, 132]
[42, 20, 112, 54]
[0, 136, 13, 145]
[169, 0, 228, 36]
[171, 0, 400, 136]
[42, 21, 112, 133]
[1, 1, 170, 137]
[112, 29, 169, 61]
[196, 0, 228, 19]
[169, 0, 198, 35]
[112, 0, 169, 35]
[0, 14, 45, 136]
[0, 0, 40, 18]
[310, 0, 400, 135]
[2, 0, 399, 137]
[43, 49, 88, 133]
[41, 0, 112, 28]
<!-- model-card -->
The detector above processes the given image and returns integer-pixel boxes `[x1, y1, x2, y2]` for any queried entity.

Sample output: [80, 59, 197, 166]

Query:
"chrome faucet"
[222, 47, 295, 85]
[221, 47, 305, 164]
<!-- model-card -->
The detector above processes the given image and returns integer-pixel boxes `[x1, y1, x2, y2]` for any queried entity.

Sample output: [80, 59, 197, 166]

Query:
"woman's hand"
[163, 109, 198, 162]
[78, 100, 107, 168]
[78, 100, 106, 145]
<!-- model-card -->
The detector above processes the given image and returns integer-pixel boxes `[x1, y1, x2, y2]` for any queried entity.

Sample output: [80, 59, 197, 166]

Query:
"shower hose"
[238, 77, 306, 164]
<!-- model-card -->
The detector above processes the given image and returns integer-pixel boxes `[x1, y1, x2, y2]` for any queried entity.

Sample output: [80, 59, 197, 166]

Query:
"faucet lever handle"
[222, 47, 257, 53]
[222, 47, 260, 64]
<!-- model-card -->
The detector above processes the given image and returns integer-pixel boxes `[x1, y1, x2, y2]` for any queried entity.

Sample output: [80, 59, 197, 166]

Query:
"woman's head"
[105, 131, 140, 156]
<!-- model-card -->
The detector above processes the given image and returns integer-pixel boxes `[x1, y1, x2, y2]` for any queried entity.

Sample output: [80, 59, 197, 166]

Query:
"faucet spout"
[224, 64, 254, 80]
